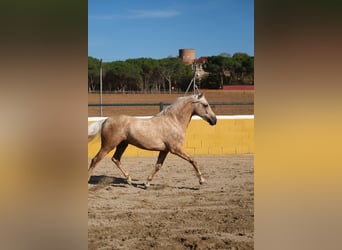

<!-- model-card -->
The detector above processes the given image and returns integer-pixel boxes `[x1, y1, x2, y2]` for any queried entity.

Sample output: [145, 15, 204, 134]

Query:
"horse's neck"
[171, 100, 194, 129]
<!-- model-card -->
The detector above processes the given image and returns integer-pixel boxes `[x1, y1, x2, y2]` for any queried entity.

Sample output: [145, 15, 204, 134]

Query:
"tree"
[158, 57, 193, 93]
[173, 62, 193, 92]
[126, 58, 159, 92]
[202, 53, 254, 87]
[104, 61, 142, 92]
[232, 52, 253, 83]
[203, 56, 233, 88]
[218, 52, 232, 58]
[158, 57, 179, 93]
[201, 73, 221, 89]
[88, 56, 101, 91]
[88, 53, 253, 92]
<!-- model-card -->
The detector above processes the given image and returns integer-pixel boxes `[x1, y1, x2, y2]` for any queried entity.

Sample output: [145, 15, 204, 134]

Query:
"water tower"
[179, 48, 195, 65]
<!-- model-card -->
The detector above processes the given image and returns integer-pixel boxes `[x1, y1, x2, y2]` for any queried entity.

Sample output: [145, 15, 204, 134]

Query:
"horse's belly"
[127, 130, 166, 151]
[129, 137, 166, 151]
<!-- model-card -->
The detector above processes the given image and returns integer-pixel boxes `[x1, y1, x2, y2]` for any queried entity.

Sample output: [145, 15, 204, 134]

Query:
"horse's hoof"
[144, 182, 150, 189]
[126, 177, 132, 185]
[199, 178, 207, 185]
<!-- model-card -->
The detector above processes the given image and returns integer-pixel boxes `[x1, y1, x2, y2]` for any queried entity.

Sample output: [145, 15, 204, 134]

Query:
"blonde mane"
[155, 95, 195, 117]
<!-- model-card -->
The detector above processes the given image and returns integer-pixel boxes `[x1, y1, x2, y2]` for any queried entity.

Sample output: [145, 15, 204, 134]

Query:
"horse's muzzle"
[208, 116, 217, 126]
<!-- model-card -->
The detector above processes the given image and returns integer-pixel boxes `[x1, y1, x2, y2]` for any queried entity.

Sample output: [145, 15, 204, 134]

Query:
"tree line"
[88, 53, 254, 93]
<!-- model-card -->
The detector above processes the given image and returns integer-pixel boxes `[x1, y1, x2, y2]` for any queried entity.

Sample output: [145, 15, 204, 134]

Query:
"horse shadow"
[89, 175, 201, 191]
[88, 175, 147, 189]
[88, 175, 125, 185]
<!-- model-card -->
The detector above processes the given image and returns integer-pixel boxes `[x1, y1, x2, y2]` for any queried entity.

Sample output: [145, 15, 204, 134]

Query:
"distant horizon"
[89, 49, 254, 62]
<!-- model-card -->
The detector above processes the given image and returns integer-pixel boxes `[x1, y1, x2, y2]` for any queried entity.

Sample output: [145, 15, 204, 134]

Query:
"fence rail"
[88, 102, 254, 112]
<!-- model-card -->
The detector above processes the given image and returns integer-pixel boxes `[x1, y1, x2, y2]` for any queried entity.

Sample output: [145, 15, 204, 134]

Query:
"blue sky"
[88, 0, 254, 62]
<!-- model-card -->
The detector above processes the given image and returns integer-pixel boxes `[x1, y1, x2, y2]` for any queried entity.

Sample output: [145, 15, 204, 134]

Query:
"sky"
[88, 0, 254, 62]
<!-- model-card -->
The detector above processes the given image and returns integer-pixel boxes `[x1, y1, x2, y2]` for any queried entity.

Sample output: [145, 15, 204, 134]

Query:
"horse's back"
[103, 115, 151, 137]
[105, 115, 131, 124]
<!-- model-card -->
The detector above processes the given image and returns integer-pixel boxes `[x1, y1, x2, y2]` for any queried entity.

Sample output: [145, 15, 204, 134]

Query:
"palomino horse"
[88, 93, 217, 187]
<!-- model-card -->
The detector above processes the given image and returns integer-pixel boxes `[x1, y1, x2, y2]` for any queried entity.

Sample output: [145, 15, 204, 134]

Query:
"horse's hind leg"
[171, 148, 206, 185]
[145, 151, 168, 187]
[88, 146, 114, 182]
[111, 141, 131, 184]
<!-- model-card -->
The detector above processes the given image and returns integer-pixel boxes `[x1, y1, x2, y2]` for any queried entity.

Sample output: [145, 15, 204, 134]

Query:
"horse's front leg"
[172, 148, 206, 185]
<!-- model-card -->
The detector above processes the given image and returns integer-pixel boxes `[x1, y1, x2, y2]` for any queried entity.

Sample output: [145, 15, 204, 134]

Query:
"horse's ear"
[197, 93, 203, 99]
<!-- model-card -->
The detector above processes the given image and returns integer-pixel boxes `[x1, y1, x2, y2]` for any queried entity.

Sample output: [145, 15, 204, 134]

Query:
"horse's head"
[192, 93, 217, 126]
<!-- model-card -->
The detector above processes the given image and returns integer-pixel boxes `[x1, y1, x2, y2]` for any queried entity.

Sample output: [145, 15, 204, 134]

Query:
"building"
[179, 48, 195, 65]
[193, 57, 208, 79]
[179, 49, 208, 80]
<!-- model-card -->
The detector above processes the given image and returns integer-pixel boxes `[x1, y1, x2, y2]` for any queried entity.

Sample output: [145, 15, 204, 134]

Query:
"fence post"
[159, 102, 164, 111]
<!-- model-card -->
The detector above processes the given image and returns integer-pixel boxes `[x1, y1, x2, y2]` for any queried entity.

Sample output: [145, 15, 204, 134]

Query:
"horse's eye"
[203, 104, 208, 108]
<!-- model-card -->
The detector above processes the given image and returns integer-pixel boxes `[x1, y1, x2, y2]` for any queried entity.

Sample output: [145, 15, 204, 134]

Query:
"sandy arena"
[88, 155, 254, 249]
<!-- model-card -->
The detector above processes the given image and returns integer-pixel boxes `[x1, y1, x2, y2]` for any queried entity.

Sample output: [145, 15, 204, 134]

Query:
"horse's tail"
[88, 119, 106, 142]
